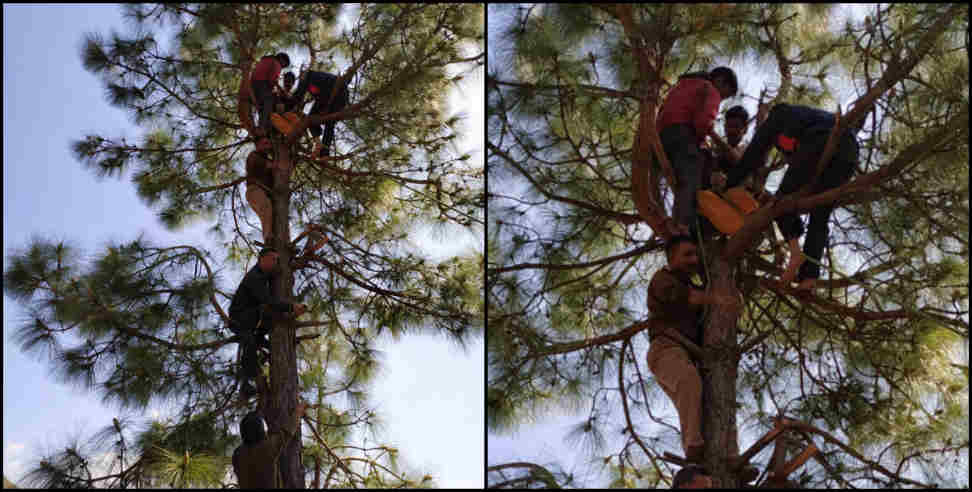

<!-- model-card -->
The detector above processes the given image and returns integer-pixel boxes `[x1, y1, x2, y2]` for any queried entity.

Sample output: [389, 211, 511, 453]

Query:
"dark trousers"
[229, 308, 271, 381]
[308, 89, 348, 156]
[660, 124, 704, 233]
[252, 80, 274, 134]
[775, 130, 858, 280]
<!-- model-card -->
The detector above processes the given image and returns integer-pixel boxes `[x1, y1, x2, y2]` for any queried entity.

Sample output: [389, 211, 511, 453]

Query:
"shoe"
[270, 113, 294, 135]
[697, 190, 745, 235]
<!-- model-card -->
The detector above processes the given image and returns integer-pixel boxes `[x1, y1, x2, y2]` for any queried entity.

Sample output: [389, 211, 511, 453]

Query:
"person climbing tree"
[657, 66, 738, 237]
[275, 72, 298, 113]
[725, 103, 861, 290]
[289, 70, 350, 159]
[232, 401, 307, 488]
[228, 247, 307, 398]
[245, 151, 275, 245]
[673, 465, 713, 489]
[646, 235, 758, 483]
[248, 52, 291, 149]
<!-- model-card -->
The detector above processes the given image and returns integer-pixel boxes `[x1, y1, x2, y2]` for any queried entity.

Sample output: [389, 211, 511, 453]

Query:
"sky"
[486, 3, 968, 489]
[2, 4, 483, 488]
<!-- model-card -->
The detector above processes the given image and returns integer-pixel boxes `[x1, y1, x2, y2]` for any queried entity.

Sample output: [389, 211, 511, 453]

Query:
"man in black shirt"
[726, 103, 860, 289]
[228, 247, 307, 398]
[290, 70, 350, 159]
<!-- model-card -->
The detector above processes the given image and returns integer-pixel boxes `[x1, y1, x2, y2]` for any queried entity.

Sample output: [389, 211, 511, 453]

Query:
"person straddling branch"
[228, 247, 307, 398]
[724, 103, 861, 290]
[233, 400, 307, 488]
[657, 67, 738, 237]
[248, 52, 291, 150]
[646, 235, 757, 483]
[289, 70, 350, 159]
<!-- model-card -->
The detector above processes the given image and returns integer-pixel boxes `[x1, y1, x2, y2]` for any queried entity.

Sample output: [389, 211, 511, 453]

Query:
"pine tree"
[488, 4, 967, 488]
[5, 3, 483, 488]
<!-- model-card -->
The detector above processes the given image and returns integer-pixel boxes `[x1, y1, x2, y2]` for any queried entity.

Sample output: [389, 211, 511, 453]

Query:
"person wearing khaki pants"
[246, 151, 274, 244]
[646, 235, 756, 482]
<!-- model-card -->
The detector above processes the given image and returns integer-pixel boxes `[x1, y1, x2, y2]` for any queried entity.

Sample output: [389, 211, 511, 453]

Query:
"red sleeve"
[694, 82, 721, 144]
[270, 62, 281, 84]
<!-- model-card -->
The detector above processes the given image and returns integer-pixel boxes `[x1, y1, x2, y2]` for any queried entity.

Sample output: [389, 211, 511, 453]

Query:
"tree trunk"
[268, 139, 304, 488]
[700, 240, 742, 487]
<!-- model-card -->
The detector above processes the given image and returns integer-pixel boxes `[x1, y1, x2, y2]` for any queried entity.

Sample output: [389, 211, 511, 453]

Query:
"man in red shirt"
[249, 53, 291, 147]
[657, 67, 738, 237]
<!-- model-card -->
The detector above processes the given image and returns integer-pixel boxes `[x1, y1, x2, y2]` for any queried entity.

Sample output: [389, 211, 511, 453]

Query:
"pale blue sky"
[3, 4, 484, 488]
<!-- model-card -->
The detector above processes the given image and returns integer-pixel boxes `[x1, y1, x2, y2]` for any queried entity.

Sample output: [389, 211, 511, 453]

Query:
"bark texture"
[268, 139, 304, 488]
[700, 240, 742, 487]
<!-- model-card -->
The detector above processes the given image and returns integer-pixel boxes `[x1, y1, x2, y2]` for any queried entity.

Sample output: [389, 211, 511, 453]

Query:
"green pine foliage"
[488, 3, 968, 488]
[7, 3, 482, 489]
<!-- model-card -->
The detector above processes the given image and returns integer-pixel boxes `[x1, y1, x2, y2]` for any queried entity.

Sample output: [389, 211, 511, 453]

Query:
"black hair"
[726, 105, 749, 123]
[673, 465, 709, 489]
[665, 234, 695, 260]
[240, 411, 266, 445]
[709, 66, 738, 97]
[275, 52, 290, 68]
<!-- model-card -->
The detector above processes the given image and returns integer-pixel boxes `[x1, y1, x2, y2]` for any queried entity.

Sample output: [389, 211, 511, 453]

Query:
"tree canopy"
[5, 3, 483, 488]
[487, 4, 967, 488]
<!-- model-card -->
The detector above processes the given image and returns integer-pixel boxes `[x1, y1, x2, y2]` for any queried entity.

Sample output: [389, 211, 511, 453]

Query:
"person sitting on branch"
[725, 103, 861, 290]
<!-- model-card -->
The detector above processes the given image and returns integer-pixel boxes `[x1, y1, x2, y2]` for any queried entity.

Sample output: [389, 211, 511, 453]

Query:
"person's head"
[258, 247, 279, 273]
[240, 411, 266, 445]
[673, 466, 713, 489]
[724, 105, 750, 147]
[665, 235, 699, 273]
[275, 52, 291, 69]
[283, 72, 296, 91]
[709, 66, 738, 99]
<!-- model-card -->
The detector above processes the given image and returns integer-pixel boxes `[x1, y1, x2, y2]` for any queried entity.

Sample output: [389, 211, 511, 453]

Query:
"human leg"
[251, 80, 274, 135]
[647, 338, 704, 460]
[245, 186, 273, 243]
[661, 125, 703, 235]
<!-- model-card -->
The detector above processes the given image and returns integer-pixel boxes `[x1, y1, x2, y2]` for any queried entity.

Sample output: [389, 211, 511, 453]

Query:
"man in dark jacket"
[725, 103, 860, 289]
[657, 67, 738, 236]
[229, 247, 307, 397]
[290, 70, 350, 159]
[232, 401, 307, 488]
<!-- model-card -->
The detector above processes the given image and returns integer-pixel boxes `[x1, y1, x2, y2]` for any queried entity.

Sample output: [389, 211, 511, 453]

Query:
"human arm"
[688, 288, 741, 310]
